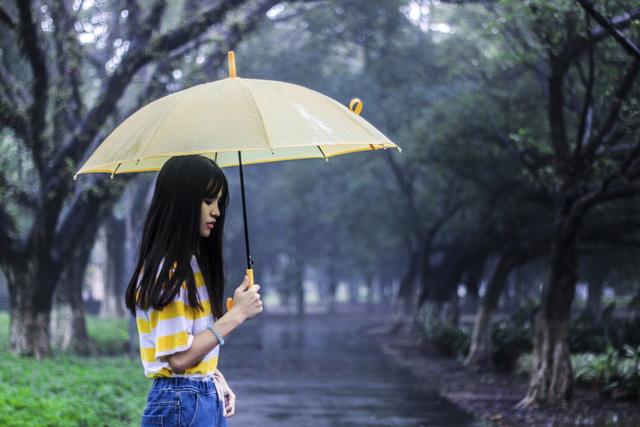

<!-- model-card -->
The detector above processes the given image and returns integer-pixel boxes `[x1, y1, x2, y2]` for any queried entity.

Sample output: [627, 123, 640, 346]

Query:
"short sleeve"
[138, 259, 194, 361]
[148, 286, 195, 359]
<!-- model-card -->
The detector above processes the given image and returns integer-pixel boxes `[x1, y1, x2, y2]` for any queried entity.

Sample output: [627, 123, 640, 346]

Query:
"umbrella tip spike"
[228, 51, 236, 78]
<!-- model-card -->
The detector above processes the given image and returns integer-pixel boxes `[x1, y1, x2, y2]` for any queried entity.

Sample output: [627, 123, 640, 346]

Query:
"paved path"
[219, 311, 484, 426]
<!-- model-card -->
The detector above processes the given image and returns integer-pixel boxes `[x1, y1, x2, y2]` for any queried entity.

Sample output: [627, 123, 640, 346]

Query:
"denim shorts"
[141, 377, 227, 427]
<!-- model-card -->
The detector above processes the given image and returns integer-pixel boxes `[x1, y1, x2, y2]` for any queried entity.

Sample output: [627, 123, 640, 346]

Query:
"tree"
[480, 0, 640, 406]
[0, 0, 308, 358]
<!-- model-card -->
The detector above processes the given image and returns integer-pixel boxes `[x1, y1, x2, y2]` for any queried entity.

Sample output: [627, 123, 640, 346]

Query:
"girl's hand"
[222, 382, 236, 417]
[214, 370, 236, 417]
[232, 275, 263, 321]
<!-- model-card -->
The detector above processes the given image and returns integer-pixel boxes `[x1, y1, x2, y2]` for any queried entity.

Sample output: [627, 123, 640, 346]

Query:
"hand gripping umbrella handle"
[226, 268, 254, 311]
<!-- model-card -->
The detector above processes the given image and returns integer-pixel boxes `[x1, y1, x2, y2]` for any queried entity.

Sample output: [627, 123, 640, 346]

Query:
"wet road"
[218, 310, 484, 426]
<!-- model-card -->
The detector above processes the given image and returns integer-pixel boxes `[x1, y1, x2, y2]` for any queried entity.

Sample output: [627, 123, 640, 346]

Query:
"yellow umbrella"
[74, 51, 401, 310]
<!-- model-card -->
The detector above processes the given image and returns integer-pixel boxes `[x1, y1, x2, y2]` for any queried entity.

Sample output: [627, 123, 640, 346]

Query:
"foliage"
[0, 312, 148, 426]
[570, 305, 640, 354]
[573, 344, 640, 401]
[424, 323, 470, 359]
[516, 343, 640, 400]
[85, 315, 130, 355]
[569, 304, 615, 353]
[491, 321, 533, 372]
[490, 300, 536, 371]
[0, 354, 149, 427]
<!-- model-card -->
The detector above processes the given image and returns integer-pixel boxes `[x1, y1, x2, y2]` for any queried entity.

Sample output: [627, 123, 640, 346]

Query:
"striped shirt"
[135, 255, 220, 379]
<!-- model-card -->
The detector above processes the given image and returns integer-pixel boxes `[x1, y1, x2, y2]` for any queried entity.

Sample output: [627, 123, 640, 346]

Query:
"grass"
[0, 312, 151, 427]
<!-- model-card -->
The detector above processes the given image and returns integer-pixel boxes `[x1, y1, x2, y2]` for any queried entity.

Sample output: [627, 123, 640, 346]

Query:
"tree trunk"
[101, 214, 126, 318]
[390, 248, 420, 332]
[295, 268, 304, 317]
[465, 304, 493, 367]
[6, 263, 55, 359]
[366, 273, 375, 307]
[518, 311, 573, 408]
[294, 263, 304, 318]
[584, 274, 605, 322]
[513, 268, 527, 309]
[327, 264, 338, 314]
[398, 249, 420, 312]
[465, 254, 516, 368]
[415, 299, 440, 338]
[443, 288, 459, 327]
[51, 240, 96, 355]
[348, 280, 359, 304]
[464, 256, 485, 313]
[379, 265, 393, 307]
[517, 220, 578, 407]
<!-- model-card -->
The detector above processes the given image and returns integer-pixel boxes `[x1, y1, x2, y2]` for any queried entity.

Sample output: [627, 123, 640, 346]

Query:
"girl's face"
[199, 188, 223, 238]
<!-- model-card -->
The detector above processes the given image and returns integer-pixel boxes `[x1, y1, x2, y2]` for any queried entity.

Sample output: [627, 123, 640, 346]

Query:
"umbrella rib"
[236, 79, 275, 153]
[110, 162, 122, 178]
[317, 146, 328, 161]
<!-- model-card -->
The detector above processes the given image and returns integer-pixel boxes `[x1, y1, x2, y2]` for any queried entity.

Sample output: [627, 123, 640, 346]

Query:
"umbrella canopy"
[74, 51, 401, 311]
[74, 55, 399, 178]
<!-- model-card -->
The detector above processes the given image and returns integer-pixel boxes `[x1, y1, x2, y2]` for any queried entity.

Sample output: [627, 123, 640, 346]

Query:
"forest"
[1, 0, 640, 425]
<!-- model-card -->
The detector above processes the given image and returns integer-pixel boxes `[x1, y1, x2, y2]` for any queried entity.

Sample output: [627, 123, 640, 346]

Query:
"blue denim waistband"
[152, 376, 218, 394]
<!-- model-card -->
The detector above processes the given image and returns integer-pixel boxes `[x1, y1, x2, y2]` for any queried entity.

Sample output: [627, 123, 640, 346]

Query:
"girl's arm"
[164, 277, 262, 372]
[164, 308, 244, 372]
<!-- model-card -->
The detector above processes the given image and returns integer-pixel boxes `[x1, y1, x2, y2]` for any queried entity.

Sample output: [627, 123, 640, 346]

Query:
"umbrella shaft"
[238, 151, 252, 270]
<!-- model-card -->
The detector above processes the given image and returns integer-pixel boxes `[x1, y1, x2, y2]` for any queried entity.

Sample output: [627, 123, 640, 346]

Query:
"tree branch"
[15, 0, 48, 175]
[486, 111, 548, 187]
[0, 61, 28, 109]
[45, 0, 253, 185]
[575, 0, 640, 61]
[567, 8, 640, 63]
[0, 169, 36, 209]
[573, 181, 640, 222]
[202, 0, 286, 76]
[52, 174, 131, 263]
[548, 58, 571, 168]
[49, 1, 86, 125]
[0, 204, 20, 264]
[130, 0, 167, 52]
[583, 60, 640, 159]
[383, 149, 423, 242]
[0, 5, 16, 29]
[0, 96, 28, 137]
[575, 13, 595, 157]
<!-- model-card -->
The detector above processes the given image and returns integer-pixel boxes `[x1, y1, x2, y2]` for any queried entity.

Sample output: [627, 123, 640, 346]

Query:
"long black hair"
[125, 154, 229, 319]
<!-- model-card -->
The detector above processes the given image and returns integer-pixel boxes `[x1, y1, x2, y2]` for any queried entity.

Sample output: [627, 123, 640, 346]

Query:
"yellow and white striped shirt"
[135, 255, 220, 379]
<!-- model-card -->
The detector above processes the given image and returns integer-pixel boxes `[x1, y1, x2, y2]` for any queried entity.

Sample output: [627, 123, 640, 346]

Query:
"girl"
[125, 154, 263, 427]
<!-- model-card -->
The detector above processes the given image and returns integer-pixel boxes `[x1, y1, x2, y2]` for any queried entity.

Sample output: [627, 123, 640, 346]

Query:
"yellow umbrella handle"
[226, 268, 254, 311]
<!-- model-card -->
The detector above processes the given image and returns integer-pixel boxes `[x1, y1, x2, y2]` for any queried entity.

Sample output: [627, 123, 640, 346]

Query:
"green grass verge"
[0, 312, 151, 427]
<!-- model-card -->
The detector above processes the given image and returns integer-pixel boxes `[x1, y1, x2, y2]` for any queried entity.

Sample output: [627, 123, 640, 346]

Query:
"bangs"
[204, 177, 224, 199]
